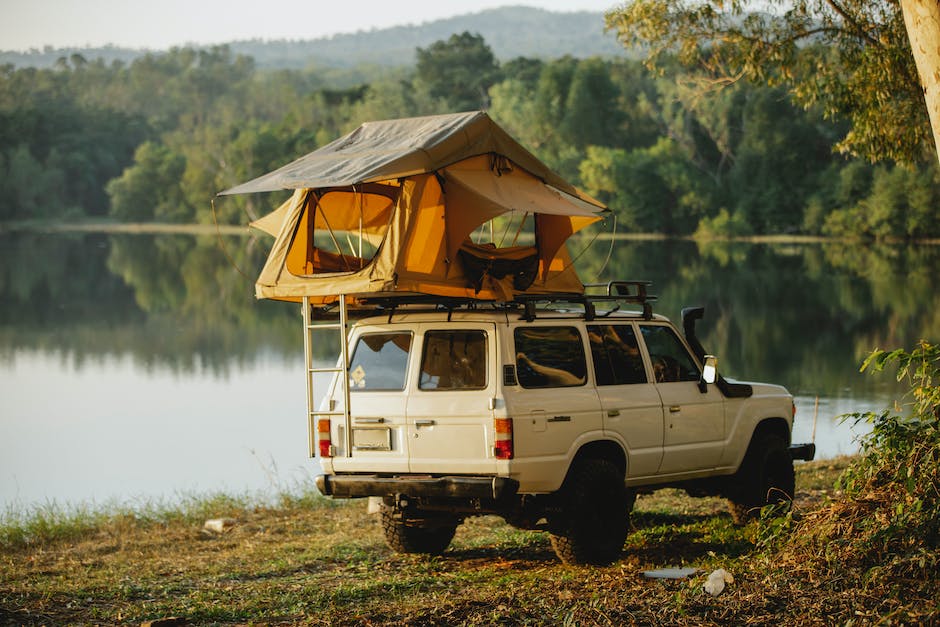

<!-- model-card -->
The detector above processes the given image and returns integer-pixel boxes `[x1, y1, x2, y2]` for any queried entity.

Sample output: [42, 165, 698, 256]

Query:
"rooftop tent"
[219, 111, 608, 304]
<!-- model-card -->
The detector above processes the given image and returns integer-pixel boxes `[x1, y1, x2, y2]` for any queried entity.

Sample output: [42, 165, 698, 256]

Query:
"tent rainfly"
[218, 111, 608, 304]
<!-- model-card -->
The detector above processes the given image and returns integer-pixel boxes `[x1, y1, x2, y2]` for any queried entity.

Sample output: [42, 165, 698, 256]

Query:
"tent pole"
[357, 185, 364, 267]
[317, 199, 352, 272]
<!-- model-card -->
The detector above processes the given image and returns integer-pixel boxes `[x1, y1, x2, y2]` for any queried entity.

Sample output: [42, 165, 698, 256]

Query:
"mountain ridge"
[1, 6, 626, 70]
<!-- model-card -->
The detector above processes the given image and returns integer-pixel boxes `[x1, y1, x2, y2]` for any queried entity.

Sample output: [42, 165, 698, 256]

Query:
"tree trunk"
[901, 0, 940, 163]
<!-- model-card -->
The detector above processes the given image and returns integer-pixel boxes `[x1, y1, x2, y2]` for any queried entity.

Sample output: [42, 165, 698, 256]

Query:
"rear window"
[348, 332, 412, 391]
[514, 326, 586, 388]
[419, 330, 487, 390]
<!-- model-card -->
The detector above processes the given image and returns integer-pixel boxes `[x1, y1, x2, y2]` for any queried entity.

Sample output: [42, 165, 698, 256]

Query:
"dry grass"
[2, 457, 937, 625]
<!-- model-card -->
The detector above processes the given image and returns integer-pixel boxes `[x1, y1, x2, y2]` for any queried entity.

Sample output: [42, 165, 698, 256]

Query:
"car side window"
[419, 330, 487, 390]
[588, 324, 647, 386]
[639, 325, 700, 383]
[348, 332, 412, 391]
[514, 326, 586, 388]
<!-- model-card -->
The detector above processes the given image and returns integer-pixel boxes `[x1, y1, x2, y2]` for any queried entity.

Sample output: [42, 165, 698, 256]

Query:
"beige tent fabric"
[220, 111, 603, 208]
[226, 112, 607, 303]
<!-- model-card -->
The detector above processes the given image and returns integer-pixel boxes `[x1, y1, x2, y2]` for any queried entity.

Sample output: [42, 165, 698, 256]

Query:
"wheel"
[549, 458, 632, 565]
[380, 510, 457, 555]
[727, 432, 795, 525]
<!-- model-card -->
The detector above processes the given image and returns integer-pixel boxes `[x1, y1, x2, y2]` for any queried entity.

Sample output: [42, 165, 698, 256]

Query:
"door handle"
[669, 405, 681, 413]
[355, 417, 385, 424]
[547, 415, 571, 422]
[607, 409, 621, 417]
[415, 419, 436, 427]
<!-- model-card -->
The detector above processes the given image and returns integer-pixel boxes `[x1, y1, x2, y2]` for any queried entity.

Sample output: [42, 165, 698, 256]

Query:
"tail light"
[494, 418, 513, 459]
[317, 418, 333, 457]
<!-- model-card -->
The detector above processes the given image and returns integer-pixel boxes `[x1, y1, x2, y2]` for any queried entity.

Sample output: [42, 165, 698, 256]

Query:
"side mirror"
[702, 355, 718, 385]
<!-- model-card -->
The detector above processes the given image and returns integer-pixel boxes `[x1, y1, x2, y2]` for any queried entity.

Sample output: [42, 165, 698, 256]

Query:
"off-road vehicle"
[313, 282, 815, 565]
[216, 112, 812, 565]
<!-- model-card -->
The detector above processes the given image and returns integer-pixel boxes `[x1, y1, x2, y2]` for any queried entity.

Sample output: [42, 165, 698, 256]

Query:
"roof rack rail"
[308, 280, 656, 322]
[515, 281, 657, 322]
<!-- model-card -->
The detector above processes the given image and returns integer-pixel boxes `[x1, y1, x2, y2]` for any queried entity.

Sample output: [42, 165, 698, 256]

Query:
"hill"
[0, 6, 626, 70]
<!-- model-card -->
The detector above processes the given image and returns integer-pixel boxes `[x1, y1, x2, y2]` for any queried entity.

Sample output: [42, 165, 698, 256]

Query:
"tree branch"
[824, 0, 882, 47]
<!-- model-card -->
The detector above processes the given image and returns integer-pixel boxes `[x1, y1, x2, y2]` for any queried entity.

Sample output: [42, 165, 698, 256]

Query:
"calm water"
[2, 231, 936, 509]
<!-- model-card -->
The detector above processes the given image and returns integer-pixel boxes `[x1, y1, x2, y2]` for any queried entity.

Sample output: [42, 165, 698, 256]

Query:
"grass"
[1, 456, 936, 625]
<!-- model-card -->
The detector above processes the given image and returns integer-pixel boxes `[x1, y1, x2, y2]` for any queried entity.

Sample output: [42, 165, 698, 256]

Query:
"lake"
[2, 230, 935, 510]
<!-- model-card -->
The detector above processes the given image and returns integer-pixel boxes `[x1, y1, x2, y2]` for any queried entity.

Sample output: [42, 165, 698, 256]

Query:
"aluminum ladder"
[302, 296, 352, 458]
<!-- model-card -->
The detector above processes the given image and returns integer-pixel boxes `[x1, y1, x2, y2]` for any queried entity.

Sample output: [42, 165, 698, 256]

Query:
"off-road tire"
[727, 432, 795, 525]
[549, 458, 632, 565]
[380, 510, 457, 555]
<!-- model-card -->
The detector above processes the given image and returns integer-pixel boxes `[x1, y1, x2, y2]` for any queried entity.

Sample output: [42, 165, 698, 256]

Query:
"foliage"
[764, 342, 940, 592]
[1, 30, 939, 237]
[820, 163, 940, 240]
[605, 0, 931, 165]
[836, 342, 940, 558]
[693, 208, 753, 239]
[415, 32, 501, 111]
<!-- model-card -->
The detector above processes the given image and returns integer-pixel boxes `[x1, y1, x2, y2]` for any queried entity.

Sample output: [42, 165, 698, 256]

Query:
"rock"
[703, 568, 734, 596]
[202, 518, 236, 534]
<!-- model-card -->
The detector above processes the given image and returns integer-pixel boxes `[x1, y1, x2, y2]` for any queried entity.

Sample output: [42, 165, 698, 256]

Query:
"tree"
[901, 0, 940, 163]
[107, 142, 189, 222]
[605, 1, 931, 164]
[415, 32, 501, 111]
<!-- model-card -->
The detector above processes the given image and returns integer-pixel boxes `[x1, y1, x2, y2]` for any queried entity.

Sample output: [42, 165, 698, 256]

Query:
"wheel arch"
[732, 417, 791, 472]
[570, 439, 627, 478]
[752, 417, 792, 447]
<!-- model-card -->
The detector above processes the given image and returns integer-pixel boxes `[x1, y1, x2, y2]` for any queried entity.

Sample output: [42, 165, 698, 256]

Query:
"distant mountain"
[0, 6, 626, 70]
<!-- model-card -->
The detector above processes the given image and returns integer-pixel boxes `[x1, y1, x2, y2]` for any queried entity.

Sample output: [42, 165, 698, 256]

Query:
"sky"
[1, 1, 621, 52]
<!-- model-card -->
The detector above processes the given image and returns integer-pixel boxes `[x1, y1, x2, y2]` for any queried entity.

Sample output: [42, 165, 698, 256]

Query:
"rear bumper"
[789, 442, 816, 461]
[315, 474, 519, 500]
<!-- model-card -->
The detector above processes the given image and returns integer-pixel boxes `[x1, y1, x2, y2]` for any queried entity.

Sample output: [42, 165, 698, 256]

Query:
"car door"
[639, 323, 725, 475]
[587, 323, 664, 478]
[508, 324, 603, 481]
[330, 327, 412, 473]
[406, 323, 498, 475]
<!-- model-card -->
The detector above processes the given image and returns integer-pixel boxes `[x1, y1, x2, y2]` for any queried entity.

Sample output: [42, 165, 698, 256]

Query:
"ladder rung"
[306, 323, 344, 330]
[309, 367, 344, 374]
[310, 410, 348, 417]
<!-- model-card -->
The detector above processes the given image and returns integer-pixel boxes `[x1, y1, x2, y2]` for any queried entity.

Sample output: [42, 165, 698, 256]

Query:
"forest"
[2, 29, 939, 239]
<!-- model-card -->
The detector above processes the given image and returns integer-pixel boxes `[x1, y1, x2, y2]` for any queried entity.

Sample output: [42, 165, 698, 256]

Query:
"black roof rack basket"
[515, 280, 657, 322]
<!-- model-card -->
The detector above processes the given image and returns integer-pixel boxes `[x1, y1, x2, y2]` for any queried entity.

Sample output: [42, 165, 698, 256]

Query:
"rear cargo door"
[406, 323, 498, 474]
[331, 327, 412, 473]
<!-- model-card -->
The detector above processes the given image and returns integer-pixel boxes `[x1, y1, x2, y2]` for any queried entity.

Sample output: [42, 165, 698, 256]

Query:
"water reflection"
[2, 231, 936, 507]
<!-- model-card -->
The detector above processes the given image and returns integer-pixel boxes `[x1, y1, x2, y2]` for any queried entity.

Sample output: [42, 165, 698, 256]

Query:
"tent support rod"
[316, 197, 352, 271]
[357, 185, 364, 266]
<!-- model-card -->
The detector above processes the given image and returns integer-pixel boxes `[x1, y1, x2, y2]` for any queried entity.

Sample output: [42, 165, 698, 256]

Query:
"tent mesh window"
[287, 183, 400, 276]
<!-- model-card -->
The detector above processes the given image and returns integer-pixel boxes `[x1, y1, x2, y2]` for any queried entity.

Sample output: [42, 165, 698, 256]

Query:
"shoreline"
[2, 220, 940, 244]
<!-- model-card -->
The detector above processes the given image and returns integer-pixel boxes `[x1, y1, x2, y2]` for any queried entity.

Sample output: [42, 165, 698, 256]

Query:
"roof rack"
[516, 281, 657, 322]
[308, 280, 657, 322]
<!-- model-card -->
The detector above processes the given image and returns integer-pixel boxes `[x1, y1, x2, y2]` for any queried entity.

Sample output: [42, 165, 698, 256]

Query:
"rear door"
[509, 324, 603, 479]
[331, 327, 412, 473]
[587, 323, 664, 478]
[406, 323, 498, 474]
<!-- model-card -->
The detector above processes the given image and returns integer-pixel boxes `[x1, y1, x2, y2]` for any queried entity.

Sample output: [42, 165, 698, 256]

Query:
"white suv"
[314, 284, 814, 564]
